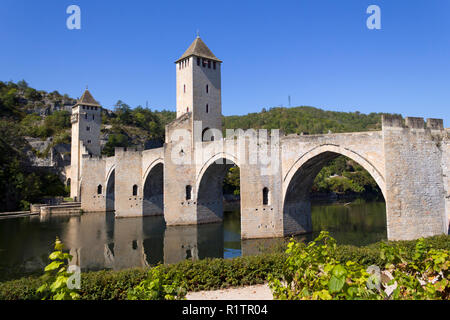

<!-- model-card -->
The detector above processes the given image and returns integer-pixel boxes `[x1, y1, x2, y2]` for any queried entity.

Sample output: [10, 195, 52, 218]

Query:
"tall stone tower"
[175, 36, 222, 141]
[70, 89, 102, 200]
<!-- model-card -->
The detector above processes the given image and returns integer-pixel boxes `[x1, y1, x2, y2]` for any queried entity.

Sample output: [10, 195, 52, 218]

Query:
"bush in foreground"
[269, 231, 449, 300]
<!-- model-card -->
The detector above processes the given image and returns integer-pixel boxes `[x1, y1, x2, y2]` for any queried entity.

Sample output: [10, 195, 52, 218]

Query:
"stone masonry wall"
[114, 148, 143, 218]
[80, 156, 107, 212]
[383, 115, 447, 240]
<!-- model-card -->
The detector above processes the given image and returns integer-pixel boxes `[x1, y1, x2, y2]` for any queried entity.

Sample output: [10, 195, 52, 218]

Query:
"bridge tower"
[70, 89, 102, 201]
[175, 35, 222, 141]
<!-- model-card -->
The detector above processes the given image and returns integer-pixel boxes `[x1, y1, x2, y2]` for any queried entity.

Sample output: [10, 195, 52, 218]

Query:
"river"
[0, 200, 386, 280]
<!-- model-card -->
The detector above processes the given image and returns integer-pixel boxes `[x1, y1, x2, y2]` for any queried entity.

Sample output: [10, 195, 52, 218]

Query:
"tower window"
[184, 84, 186, 93]
[85, 114, 88, 119]
[208, 60, 211, 68]
[213, 61, 216, 70]
[206, 104, 209, 113]
[263, 187, 269, 205]
[87, 140, 91, 144]
[202, 58, 206, 67]
[97, 185, 102, 195]
[186, 185, 192, 200]
[206, 85, 209, 93]
[92, 114, 95, 120]
[197, 57, 200, 66]
[86, 126, 90, 131]
[132, 185, 138, 196]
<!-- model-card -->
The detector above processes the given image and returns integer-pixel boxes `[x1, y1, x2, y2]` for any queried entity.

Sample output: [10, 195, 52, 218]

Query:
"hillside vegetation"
[0, 80, 389, 211]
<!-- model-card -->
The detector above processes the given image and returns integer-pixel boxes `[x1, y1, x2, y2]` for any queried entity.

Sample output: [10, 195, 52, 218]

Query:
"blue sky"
[1, 0, 449, 124]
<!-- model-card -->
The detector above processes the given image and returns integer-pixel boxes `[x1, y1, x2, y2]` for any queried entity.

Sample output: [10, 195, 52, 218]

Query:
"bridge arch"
[283, 144, 385, 198]
[196, 152, 240, 187]
[143, 159, 164, 216]
[195, 153, 240, 224]
[282, 144, 386, 236]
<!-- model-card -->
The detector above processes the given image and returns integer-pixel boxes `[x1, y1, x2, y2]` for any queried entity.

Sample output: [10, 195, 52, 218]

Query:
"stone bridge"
[73, 36, 449, 241]
[79, 114, 449, 241]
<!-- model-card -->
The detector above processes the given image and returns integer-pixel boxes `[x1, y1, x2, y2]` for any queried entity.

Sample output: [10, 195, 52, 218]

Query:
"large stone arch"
[282, 144, 386, 236]
[195, 152, 240, 224]
[142, 159, 164, 216]
[283, 144, 385, 198]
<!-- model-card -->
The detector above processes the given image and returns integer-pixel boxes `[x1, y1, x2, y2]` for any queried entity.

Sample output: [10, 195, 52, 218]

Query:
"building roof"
[175, 36, 222, 63]
[74, 89, 101, 107]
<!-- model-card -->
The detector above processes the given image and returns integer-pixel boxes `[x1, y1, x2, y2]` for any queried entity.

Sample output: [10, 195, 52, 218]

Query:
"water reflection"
[0, 200, 387, 278]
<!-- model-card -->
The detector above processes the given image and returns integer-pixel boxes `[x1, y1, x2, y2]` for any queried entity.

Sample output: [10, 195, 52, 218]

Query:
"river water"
[0, 200, 386, 279]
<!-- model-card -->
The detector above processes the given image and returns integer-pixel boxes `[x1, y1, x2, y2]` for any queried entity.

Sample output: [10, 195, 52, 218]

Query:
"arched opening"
[202, 127, 219, 142]
[283, 151, 386, 245]
[132, 185, 138, 196]
[196, 157, 240, 226]
[202, 127, 215, 142]
[97, 184, 102, 195]
[106, 169, 115, 212]
[143, 163, 164, 216]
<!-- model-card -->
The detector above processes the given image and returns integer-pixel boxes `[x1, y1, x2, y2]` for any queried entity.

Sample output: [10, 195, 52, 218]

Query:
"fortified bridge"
[70, 37, 449, 241]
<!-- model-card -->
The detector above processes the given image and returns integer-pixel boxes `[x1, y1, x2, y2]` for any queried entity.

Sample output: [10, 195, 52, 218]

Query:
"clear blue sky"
[1, 0, 449, 124]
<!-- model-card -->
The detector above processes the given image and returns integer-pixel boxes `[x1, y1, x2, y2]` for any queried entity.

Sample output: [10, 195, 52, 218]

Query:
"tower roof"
[175, 36, 222, 63]
[74, 89, 101, 107]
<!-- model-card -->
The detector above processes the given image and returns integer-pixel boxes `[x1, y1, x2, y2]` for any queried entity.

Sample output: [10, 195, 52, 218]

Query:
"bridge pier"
[382, 116, 449, 240]
[113, 148, 144, 218]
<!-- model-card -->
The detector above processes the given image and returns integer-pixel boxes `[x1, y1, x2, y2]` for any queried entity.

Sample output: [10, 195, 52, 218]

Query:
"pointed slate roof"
[175, 36, 222, 63]
[75, 89, 101, 107]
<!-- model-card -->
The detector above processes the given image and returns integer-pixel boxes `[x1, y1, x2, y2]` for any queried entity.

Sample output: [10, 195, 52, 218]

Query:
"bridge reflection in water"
[0, 201, 387, 275]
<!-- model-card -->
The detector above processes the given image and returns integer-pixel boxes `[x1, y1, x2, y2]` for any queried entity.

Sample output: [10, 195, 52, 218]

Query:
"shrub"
[127, 266, 186, 300]
[269, 232, 450, 300]
[36, 238, 80, 300]
[268, 231, 379, 299]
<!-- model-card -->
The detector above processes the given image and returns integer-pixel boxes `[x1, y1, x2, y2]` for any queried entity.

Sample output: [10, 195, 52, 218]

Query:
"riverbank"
[0, 234, 448, 300]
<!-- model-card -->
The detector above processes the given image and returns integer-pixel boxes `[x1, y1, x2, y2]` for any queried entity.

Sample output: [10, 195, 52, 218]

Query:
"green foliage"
[41, 110, 71, 137]
[269, 232, 450, 300]
[223, 106, 388, 135]
[127, 266, 186, 300]
[36, 238, 80, 300]
[101, 133, 129, 157]
[268, 231, 379, 299]
[312, 156, 382, 198]
[24, 87, 42, 101]
[379, 239, 449, 299]
[223, 166, 240, 195]
[0, 120, 68, 211]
